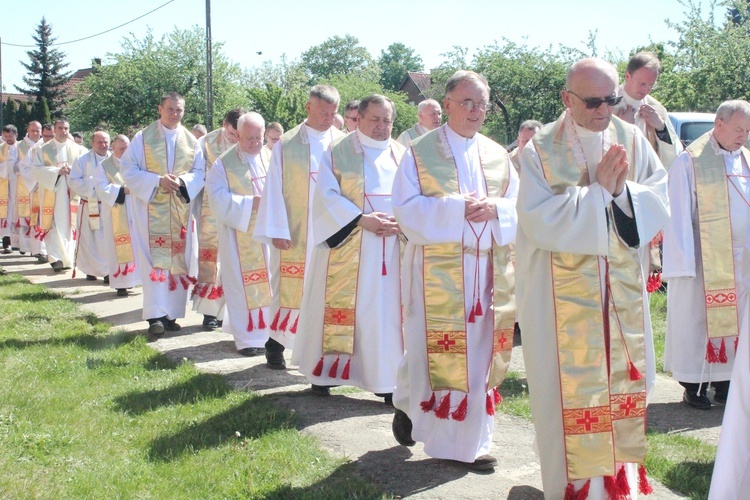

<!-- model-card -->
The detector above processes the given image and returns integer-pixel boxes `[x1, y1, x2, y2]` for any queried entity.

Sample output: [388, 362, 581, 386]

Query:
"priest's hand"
[273, 238, 291, 250]
[58, 163, 71, 176]
[358, 212, 400, 237]
[614, 104, 637, 124]
[464, 194, 497, 223]
[252, 196, 260, 212]
[595, 144, 629, 197]
[159, 173, 180, 193]
[637, 104, 665, 131]
[123, 187, 131, 195]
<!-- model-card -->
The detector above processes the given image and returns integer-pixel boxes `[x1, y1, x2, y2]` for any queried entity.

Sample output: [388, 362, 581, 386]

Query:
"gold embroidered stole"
[197, 129, 231, 287]
[411, 128, 515, 394]
[533, 114, 647, 480]
[142, 121, 196, 275]
[39, 140, 80, 231]
[0, 143, 11, 220]
[16, 141, 33, 219]
[78, 153, 102, 231]
[222, 145, 272, 311]
[687, 134, 742, 341]
[101, 155, 136, 267]
[321, 134, 405, 357]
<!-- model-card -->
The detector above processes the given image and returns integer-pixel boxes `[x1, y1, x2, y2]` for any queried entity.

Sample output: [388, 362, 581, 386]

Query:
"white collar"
[356, 129, 389, 150]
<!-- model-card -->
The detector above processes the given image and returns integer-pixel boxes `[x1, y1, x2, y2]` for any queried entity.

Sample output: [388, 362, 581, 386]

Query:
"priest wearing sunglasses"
[515, 58, 669, 499]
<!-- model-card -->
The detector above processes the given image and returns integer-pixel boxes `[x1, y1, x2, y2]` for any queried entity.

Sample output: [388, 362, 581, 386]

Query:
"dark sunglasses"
[567, 90, 623, 110]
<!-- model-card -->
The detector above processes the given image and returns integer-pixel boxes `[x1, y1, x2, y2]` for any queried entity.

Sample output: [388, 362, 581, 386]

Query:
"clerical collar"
[573, 121, 602, 140]
[444, 123, 477, 147]
[303, 122, 328, 139]
[621, 87, 643, 108]
[95, 152, 107, 161]
[709, 130, 741, 158]
[356, 129, 389, 150]
[160, 123, 178, 137]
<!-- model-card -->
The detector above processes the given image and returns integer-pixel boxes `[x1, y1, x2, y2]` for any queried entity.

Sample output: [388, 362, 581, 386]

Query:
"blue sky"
[0, 0, 718, 92]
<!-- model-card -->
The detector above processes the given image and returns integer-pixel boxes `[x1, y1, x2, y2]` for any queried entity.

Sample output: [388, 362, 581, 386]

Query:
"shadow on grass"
[3, 289, 65, 302]
[647, 401, 725, 433]
[264, 461, 385, 499]
[147, 394, 295, 462]
[498, 375, 528, 398]
[0, 327, 144, 352]
[113, 373, 232, 415]
[659, 460, 713, 499]
[86, 351, 178, 373]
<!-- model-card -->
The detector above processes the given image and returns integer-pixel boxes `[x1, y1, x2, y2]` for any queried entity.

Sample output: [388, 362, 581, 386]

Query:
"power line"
[1, 0, 176, 48]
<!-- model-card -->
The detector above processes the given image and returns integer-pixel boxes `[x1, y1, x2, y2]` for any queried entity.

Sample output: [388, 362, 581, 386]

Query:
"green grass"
[0, 273, 385, 499]
[650, 290, 667, 372]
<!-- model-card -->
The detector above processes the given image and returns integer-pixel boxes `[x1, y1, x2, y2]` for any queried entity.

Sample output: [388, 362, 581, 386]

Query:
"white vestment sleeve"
[68, 154, 94, 199]
[489, 161, 518, 247]
[205, 158, 254, 233]
[18, 151, 38, 193]
[392, 147, 465, 245]
[662, 152, 697, 278]
[253, 142, 290, 243]
[30, 147, 64, 192]
[312, 154, 362, 245]
[626, 134, 670, 244]
[120, 132, 160, 203]
[93, 163, 122, 208]
[177, 141, 206, 201]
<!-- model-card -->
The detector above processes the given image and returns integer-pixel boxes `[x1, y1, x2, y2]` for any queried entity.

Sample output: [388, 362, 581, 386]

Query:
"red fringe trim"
[420, 392, 436, 412]
[312, 356, 324, 376]
[434, 392, 451, 419]
[270, 310, 280, 331]
[629, 361, 643, 381]
[639, 464, 653, 494]
[735, 336, 740, 352]
[150, 268, 159, 281]
[382, 261, 387, 276]
[341, 358, 350, 379]
[493, 387, 502, 405]
[257, 309, 266, 329]
[328, 356, 340, 378]
[179, 276, 190, 290]
[180, 225, 187, 239]
[71, 268, 77, 279]
[247, 311, 254, 332]
[616, 464, 630, 497]
[207, 285, 221, 300]
[468, 309, 475, 323]
[646, 271, 662, 293]
[475, 298, 483, 316]
[451, 394, 468, 421]
[113, 265, 122, 278]
[706, 339, 720, 363]
[486, 393, 496, 416]
[718, 338, 728, 363]
[564, 479, 591, 500]
[290, 314, 299, 334]
[168, 273, 177, 291]
[603, 475, 618, 499]
[278, 310, 291, 331]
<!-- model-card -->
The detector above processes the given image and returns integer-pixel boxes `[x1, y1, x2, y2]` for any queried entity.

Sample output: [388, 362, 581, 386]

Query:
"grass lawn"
[0, 273, 385, 499]
[498, 290, 714, 499]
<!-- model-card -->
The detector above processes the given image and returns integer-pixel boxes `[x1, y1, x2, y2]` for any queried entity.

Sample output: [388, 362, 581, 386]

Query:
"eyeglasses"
[345, 114, 359, 122]
[566, 90, 623, 110]
[447, 98, 489, 112]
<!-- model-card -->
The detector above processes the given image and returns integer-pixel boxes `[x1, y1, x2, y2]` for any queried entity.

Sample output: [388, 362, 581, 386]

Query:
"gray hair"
[358, 94, 396, 119]
[192, 124, 207, 135]
[716, 100, 750, 122]
[518, 120, 543, 133]
[445, 70, 489, 96]
[112, 134, 130, 146]
[309, 85, 340, 105]
[237, 111, 265, 130]
[418, 99, 440, 112]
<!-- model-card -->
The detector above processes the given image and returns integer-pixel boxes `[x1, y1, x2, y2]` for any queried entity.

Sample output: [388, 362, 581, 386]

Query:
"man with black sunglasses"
[515, 58, 669, 498]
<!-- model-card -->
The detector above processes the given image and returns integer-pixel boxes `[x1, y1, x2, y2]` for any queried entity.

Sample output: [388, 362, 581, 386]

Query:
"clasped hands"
[616, 103, 664, 130]
[358, 211, 400, 237]
[464, 192, 497, 222]
[159, 173, 181, 193]
[596, 144, 629, 197]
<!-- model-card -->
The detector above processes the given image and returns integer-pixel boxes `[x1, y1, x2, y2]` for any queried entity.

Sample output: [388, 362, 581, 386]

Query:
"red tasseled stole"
[564, 464, 652, 499]
[418, 391, 471, 421]
[270, 309, 298, 334]
[486, 387, 502, 415]
[706, 338, 729, 364]
[311, 355, 351, 380]
[646, 271, 662, 293]
[564, 479, 590, 500]
[246, 308, 266, 332]
[112, 262, 135, 278]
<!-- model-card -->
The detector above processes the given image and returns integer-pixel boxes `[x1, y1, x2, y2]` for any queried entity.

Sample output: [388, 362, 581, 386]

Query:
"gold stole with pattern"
[39, 140, 81, 232]
[101, 155, 136, 275]
[222, 144, 272, 329]
[410, 127, 515, 421]
[77, 153, 102, 231]
[533, 114, 647, 481]
[0, 142, 12, 220]
[311, 133, 405, 380]
[16, 141, 33, 220]
[142, 121, 196, 281]
[687, 133, 742, 359]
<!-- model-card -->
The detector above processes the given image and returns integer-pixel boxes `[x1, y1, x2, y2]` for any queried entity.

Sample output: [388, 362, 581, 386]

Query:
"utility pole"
[205, 0, 214, 131]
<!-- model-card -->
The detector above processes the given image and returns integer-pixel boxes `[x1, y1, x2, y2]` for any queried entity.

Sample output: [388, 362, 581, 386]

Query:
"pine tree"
[32, 97, 52, 125]
[4, 99, 18, 127]
[14, 17, 71, 115]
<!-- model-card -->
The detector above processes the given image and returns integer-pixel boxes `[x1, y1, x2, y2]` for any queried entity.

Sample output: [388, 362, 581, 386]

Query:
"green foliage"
[246, 84, 309, 133]
[67, 27, 246, 135]
[33, 97, 51, 125]
[3, 99, 18, 128]
[301, 35, 380, 85]
[14, 17, 71, 115]
[378, 43, 424, 92]
[646, 431, 715, 499]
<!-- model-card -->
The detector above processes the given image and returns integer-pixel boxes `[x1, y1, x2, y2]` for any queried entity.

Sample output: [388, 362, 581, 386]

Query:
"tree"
[378, 43, 424, 92]
[301, 35, 380, 84]
[67, 27, 246, 134]
[246, 84, 308, 132]
[33, 97, 51, 125]
[3, 99, 18, 128]
[14, 18, 71, 115]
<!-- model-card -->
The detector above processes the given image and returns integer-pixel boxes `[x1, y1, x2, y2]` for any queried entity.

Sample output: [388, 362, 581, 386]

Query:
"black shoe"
[103, 275, 109, 285]
[265, 350, 286, 370]
[712, 381, 730, 405]
[237, 347, 266, 357]
[392, 409, 416, 447]
[51, 260, 64, 272]
[466, 455, 498, 471]
[683, 389, 712, 410]
[1, 248, 11, 255]
[36, 254, 48, 264]
[86, 275, 97, 281]
[164, 318, 181, 332]
[148, 319, 165, 337]
[116, 288, 128, 297]
[310, 384, 331, 396]
[375, 392, 394, 406]
[202, 315, 218, 331]
[714, 393, 727, 405]
[19, 251, 26, 255]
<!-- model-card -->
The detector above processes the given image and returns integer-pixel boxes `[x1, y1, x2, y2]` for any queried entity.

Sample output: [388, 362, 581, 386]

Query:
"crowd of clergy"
[0, 50, 748, 499]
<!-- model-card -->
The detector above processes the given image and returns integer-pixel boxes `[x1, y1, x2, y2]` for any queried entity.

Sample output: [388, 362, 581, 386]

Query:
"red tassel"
[629, 361, 643, 381]
[493, 387, 502, 405]
[341, 358, 350, 380]
[187, 275, 197, 284]
[312, 356, 324, 376]
[150, 268, 159, 282]
[718, 338, 728, 363]
[434, 392, 451, 419]
[328, 356, 340, 378]
[258, 309, 266, 329]
[420, 392, 436, 412]
[247, 311, 254, 332]
[575, 479, 591, 499]
[735, 336, 740, 352]
[278, 310, 291, 331]
[603, 475, 618, 499]
[180, 225, 186, 239]
[217, 285, 224, 298]
[486, 393, 496, 415]
[208, 286, 220, 300]
[475, 298, 483, 316]
[270, 310, 280, 331]
[121, 264, 128, 276]
[168, 273, 177, 291]
[198, 284, 208, 298]
[113, 265, 121, 278]
[159, 270, 167, 282]
[382, 261, 387, 276]
[706, 339, 720, 363]
[71, 268, 77, 279]
[451, 394, 468, 421]
[646, 271, 662, 293]
[468, 308, 476, 323]
[15, 219, 20, 228]
[638, 464, 653, 495]
[180, 276, 190, 290]
[290, 314, 299, 334]
[616, 464, 630, 496]
[564, 483, 576, 500]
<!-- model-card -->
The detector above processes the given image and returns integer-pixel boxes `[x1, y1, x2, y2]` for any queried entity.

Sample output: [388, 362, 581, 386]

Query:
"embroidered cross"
[331, 310, 348, 324]
[154, 237, 166, 246]
[437, 334, 456, 351]
[619, 396, 637, 416]
[497, 335, 508, 350]
[576, 410, 599, 431]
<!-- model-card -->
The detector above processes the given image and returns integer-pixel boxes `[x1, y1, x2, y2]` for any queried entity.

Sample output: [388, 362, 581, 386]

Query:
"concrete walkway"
[3, 251, 722, 499]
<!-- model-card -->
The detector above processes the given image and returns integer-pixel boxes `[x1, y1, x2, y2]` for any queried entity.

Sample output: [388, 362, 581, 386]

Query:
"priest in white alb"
[253, 85, 345, 369]
[391, 71, 518, 471]
[120, 92, 206, 336]
[13, 121, 42, 255]
[205, 112, 272, 356]
[293, 94, 405, 401]
[396, 99, 442, 147]
[516, 58, 669, 499]
[0, 125, 21, 253]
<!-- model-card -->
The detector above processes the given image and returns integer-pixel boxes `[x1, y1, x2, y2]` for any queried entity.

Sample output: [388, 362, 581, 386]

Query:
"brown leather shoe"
[466, 454, 498, 471]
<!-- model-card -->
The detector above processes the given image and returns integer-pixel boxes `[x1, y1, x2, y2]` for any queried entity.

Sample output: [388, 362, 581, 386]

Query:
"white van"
[668, 112, 715, 147]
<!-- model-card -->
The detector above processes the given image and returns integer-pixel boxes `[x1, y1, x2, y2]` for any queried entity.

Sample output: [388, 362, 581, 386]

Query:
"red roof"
[405, 72, 432, 93]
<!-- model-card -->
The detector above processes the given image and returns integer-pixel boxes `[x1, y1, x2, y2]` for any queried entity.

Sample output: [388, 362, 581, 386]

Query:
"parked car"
[668, 112, 715, 147]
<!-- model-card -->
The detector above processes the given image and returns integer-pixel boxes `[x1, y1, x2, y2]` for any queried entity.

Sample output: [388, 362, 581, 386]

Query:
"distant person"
[13, 121, 42, 255]
[192, 123, 207, 139]
[263, 122, 283, 153]
[72, 131, 84, 146]
[333, 113, 345, 131]
[396, 99, 442, 147]
[509, 120, 542, 171]
[343, 100, 360, 132]
[0, 124, 20, 253]
[41, 124, 54, 143]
